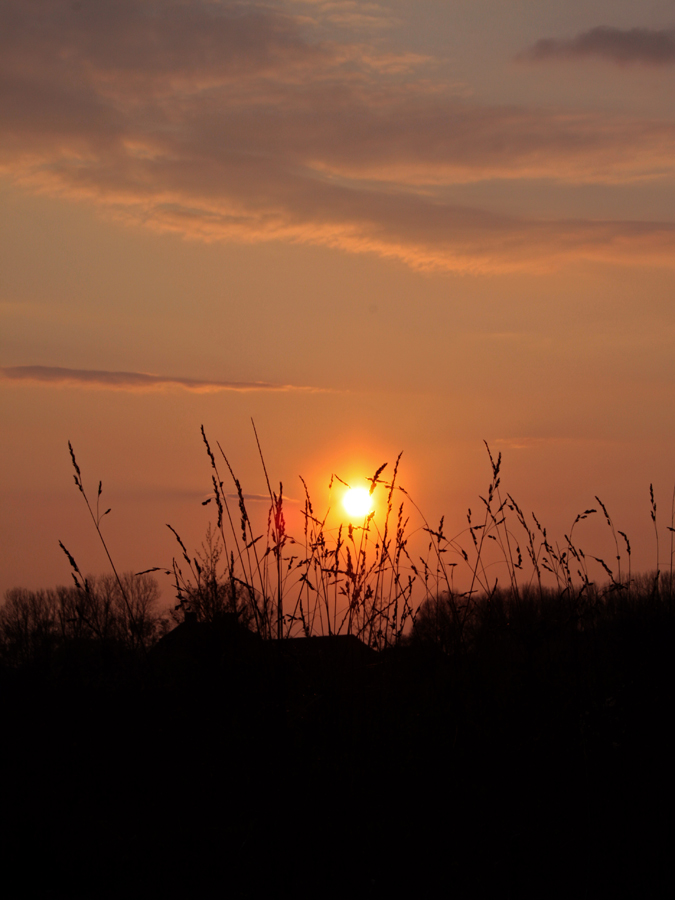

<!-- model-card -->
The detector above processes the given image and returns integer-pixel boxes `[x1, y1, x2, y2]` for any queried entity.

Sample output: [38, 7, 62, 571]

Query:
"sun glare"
[343, 486, 373, 518]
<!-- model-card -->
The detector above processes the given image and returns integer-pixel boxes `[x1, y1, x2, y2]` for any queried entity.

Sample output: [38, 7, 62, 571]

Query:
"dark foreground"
[0, 607, 673, 899]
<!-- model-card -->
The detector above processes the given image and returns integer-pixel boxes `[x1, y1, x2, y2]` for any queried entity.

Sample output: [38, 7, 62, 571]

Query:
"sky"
[3, 0, 675, 606]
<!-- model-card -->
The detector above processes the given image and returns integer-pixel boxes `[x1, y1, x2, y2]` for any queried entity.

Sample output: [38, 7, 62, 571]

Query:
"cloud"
[3, 1, 675, 272]
[0, 366, 324, 393]
[132, 182, 675, 273]
[290, 1, 397, 31]
[2, 0, 325, 89]
[518, 26, 675, 66]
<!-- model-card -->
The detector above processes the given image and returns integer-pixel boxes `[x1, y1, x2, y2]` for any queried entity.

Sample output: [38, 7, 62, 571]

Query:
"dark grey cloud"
[519, 26, 675, 66]
[1, 1, 323, 86]
[0, 366, 323, 392]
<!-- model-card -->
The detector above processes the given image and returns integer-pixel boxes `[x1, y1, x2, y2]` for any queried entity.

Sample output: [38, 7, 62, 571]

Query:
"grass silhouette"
[45, 423, 675, 653]
[156, 425, 673, 648]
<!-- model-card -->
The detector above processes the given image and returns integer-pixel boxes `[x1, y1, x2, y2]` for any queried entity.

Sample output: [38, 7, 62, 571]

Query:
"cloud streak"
[0, 366, 324, 393]
[3, 2, 675, 271]
[518, 26, 675, 66]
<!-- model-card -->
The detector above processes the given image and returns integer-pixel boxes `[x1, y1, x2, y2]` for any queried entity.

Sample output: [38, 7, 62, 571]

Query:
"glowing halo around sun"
[343, 487, 373, 518]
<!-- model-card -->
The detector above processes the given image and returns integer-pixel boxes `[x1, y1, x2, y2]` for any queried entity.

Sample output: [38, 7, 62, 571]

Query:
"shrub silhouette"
[170, 524, 256, 629]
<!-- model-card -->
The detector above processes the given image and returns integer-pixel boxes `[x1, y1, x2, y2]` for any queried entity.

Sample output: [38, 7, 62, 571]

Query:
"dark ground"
[0, 612, 673, 899]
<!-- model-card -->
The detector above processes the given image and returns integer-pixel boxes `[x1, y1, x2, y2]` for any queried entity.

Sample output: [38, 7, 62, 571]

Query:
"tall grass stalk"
[61, 442, 148, 653]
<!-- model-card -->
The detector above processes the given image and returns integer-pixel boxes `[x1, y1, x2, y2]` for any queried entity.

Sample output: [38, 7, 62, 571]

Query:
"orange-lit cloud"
[3, 2, 675, 272]
[0, 365, 325, 393]
[518, 26, 675, 66]
[290, 0, 397, 31]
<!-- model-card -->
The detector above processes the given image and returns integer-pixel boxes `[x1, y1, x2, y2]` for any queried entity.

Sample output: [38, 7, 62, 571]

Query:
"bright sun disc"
[343, 487, 373, 518]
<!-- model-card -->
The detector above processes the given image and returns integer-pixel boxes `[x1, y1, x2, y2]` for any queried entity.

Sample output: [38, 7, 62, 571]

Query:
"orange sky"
[3, 1, 675, 605]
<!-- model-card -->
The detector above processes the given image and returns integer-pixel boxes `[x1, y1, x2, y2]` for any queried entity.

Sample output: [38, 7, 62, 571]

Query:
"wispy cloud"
[3, 2, 675, 272]
[518, 26, 675, 66]
[289, 0, 397, 31]
[0, 366, 324, 393]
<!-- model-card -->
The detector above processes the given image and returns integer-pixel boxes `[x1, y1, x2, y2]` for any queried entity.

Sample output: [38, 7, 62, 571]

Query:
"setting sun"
[343, 487, 373, 518]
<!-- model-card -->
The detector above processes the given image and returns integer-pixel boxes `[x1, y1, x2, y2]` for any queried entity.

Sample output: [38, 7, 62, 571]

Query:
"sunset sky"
[3, 0, 675, 603]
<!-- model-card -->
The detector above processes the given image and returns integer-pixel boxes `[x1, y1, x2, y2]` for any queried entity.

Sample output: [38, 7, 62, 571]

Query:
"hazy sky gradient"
[3, 0, 675, 601]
